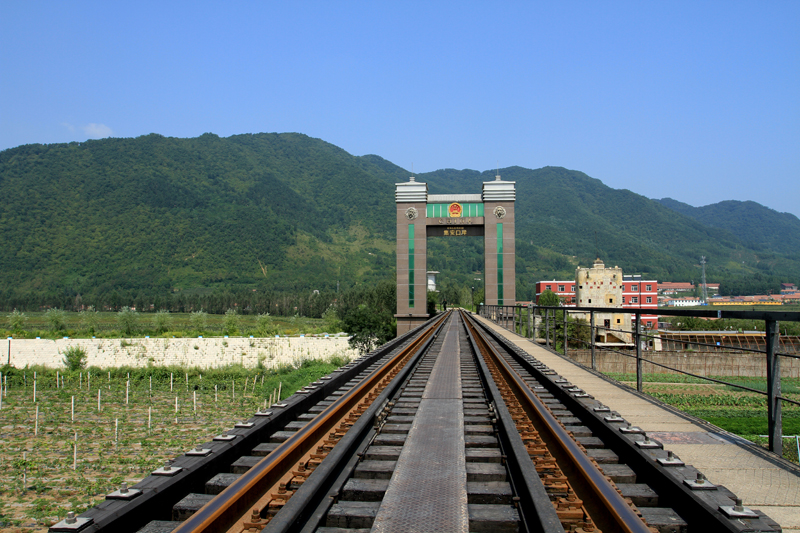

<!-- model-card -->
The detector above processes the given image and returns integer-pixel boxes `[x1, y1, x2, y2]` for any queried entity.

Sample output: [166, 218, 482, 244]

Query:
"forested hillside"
[655, 197, 800, 254]
[0, 132, 796, 311]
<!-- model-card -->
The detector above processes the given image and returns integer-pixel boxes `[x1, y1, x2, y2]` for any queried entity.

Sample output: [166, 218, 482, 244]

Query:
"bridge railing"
[478, 303, 800, 456]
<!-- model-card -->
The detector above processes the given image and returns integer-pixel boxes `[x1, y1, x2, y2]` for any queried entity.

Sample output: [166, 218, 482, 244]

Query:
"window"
[588, 299, 592, 304]
[622, 296, 626, 303]
[609, 298, 614, 304]
[646, 284, 652, 291]
[631, 297, 639, 304]
[571, 285, 575, 291]
[558, 285, 565, 292]
[617, 318, 621, 324]
[632, 285, 638, 291]
[545, 285, 551, 291]
[646, 296, 652, 304]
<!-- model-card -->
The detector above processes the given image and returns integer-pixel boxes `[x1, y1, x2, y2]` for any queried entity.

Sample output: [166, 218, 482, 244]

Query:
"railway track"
[52, 310, 781, 533]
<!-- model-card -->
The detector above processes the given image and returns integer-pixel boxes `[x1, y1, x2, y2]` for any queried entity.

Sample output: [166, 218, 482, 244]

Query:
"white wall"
[0, 336, 357, 369]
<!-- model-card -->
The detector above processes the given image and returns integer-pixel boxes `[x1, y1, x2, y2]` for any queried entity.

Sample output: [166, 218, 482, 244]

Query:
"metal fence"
[479, 303, 800, 455]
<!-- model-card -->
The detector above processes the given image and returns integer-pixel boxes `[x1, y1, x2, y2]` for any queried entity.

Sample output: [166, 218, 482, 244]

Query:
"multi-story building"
[620, 275, 659, 327]
[535, 280, 577, 305]
[534, 263, 658, 328]
[574, 259, 631, 342]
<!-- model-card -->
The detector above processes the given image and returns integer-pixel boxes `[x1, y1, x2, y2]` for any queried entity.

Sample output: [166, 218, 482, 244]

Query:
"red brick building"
[535, 274, 658, 328]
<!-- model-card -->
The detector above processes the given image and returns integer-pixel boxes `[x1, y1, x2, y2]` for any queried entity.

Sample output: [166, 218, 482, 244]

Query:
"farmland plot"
[606, 373, 800, 464]
[0, 360, 346, 531]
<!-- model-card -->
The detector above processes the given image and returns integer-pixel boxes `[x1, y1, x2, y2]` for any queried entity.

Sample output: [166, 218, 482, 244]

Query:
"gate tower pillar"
[395, 177, 429, 335]
[483, 175, 516, 306]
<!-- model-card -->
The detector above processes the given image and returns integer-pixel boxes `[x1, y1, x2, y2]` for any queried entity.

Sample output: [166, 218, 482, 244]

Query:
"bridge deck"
[371, 317, 469, 532]
[476, 315, 800, 533]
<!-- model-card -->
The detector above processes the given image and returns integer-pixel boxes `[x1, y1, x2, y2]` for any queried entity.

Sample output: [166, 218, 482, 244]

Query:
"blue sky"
[2, 2, 798, 217]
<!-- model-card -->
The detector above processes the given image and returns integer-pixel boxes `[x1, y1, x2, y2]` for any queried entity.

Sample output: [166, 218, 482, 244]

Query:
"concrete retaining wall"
[0, 336, 358, 370]
[568, 349, 800, 378]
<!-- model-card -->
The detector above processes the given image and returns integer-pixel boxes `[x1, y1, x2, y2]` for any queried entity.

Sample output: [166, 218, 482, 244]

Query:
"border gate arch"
[395, 174, 515, 335]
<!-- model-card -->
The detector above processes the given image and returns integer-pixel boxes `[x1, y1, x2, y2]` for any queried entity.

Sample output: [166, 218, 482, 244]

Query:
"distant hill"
[655, 198, 800, 255]
[0, 132, 796, 309]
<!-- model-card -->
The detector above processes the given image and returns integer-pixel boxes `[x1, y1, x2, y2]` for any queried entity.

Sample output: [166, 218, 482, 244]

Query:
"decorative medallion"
[405, 207, 418, 220]
[494, 206, 506, 219]
[448, 202, 463, 217]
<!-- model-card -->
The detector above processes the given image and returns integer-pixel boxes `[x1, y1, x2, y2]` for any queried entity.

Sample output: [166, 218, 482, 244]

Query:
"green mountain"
[0, 132, 796, 310]
[655, 198, 800, 254]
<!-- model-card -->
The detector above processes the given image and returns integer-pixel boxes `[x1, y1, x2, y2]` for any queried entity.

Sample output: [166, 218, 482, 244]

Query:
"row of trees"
[5, 307, 284, 337]
[0, 288, 341, 318]
[4, 280, 400, 354]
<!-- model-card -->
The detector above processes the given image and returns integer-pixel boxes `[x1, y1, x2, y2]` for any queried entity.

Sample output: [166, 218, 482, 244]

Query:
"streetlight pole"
[471, 287, 475, 312]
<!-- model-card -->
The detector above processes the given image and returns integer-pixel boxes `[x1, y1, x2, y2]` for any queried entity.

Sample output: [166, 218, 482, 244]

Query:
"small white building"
[427, 271, 440, 292]
[667, 297, 703, 307]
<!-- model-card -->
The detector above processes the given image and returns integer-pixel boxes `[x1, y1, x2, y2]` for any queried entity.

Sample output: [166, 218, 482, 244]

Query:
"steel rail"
[460, 311, 565, 533]
[264, 312, 449, 533]
[472, 312, 773, 533]
[174, 314, 447, 533]
[464, 313, 652, 533]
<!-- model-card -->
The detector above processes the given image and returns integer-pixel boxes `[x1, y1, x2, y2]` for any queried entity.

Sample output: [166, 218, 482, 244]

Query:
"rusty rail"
[174, 313, 448, 533]
[463, 311, 653, 533]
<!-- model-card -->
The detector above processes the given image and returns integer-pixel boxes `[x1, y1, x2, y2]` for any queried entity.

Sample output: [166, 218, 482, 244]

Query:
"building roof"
[658, 282, 694, 290]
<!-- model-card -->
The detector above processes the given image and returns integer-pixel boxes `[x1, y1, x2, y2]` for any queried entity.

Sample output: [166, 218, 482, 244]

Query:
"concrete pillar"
[396, 178, 429, 335]
[483, 176, 515, 306]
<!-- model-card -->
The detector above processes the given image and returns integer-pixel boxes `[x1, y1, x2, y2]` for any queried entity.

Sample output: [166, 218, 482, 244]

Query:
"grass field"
[604, 372, 800, 464]
[0, 360, 347, 531]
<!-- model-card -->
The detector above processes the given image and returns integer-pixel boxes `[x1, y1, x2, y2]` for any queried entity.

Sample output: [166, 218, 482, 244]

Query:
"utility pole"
[700, 256, 709, 303]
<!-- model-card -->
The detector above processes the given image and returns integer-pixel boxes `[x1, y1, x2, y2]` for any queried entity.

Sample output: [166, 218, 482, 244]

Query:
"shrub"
[256, 313, 275, 336]
[322, 307, 340, 332]
[79, 307, 100, 334]
[190, 310, 208, 333]
[223, 309, 239, 335]
[152, 310, 170, 334]
[62, 346, 87, 371]
[7, 309, 26, 333]
[117, 307, 139, 336]
[45, 308, 66, 332]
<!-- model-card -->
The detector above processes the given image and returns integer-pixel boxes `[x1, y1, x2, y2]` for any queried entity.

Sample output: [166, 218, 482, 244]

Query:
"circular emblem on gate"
[405, 207, 418, 220]
[493, 206, 506, 219]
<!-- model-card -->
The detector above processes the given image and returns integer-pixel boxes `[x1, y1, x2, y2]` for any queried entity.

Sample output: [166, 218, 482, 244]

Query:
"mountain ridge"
[0, 132, 795, 309]
[655, 197, 800, 254]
